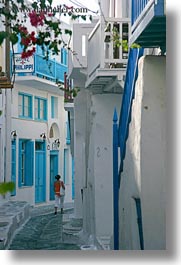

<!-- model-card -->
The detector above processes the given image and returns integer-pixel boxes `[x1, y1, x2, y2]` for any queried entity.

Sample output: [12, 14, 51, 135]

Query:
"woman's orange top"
[54, 180, 61, 195]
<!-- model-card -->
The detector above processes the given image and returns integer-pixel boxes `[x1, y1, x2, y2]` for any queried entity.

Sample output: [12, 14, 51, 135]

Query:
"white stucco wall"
[73, 90, 92, 218]
[74, 90, 122, 240]
[90, 93, 122, 238]
[119, 55, 166, 250]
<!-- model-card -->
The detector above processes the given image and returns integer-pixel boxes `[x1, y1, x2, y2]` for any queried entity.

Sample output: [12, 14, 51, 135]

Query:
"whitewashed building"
[67, 0, 130, 248]
[68, 0, 166, 250]
[116, 0, 166, 250]
[0, 19, 74, 206]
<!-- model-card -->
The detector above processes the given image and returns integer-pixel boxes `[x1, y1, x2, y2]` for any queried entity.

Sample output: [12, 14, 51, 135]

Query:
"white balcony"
[68, 21, 98, 89]
[86, 18, 130, 94]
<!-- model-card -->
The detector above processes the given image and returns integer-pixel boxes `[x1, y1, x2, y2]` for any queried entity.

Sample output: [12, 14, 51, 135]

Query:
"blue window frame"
[34, 97, 47, 121]
[18, 93, 33, 119]
[18, 139, 34, 187]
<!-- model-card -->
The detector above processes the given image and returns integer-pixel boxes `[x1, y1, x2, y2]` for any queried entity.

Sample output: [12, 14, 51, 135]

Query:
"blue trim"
[11, 140, 16, 196]
[66, 121, 71, 145]
[51, 96, 55, 118]
[18, 139, 22, 188]
[26, 141, 34, 186]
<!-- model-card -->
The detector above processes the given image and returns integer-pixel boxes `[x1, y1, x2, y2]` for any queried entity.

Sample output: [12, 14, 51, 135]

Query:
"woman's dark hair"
[55, 175, 61, 180]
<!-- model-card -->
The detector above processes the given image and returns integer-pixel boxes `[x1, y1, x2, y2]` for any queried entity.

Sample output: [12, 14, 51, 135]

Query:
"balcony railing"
[87, 18, 130, 79]
[35, 54, 67, 83]
[132, 0, 151, 25]
[12, 52, 67, 83]
[130, 0, 166, 50]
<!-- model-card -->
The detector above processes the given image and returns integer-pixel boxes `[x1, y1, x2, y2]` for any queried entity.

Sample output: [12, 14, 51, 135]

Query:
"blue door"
[11, 140, 16, 196]
[35, 141, 46, 203]
[50, 151, 58, 200]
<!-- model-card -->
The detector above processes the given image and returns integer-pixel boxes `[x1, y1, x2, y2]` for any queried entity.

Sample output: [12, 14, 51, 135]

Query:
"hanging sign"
[13, 54, 34, 73]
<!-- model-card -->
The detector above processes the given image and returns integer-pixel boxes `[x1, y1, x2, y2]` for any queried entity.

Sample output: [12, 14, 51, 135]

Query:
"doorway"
[50, 150, 59, 200]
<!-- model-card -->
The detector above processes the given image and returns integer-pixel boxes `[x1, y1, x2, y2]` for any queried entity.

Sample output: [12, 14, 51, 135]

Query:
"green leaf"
[47, 0, 53, 5]
[81, 15, 86, 21]
[64, 29, 72, 36]
[31, 2, 38, 10]
[0, 31, 9, 46]
[10, 33, 18, 45]
[40, 0, 46, 10]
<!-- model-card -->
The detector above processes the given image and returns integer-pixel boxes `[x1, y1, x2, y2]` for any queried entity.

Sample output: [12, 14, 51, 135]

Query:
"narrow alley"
[8, 206, 85, 250]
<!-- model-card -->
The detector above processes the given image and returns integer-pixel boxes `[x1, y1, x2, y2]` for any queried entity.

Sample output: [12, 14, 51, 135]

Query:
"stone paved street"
[9, 206, 85, 250]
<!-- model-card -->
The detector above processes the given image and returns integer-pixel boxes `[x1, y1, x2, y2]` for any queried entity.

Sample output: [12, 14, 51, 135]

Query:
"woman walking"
[54, 174, 65, 215]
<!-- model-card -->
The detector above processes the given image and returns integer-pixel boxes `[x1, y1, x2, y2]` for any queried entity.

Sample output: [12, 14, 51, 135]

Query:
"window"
[51, 96, 58, 119]
[19, 139, 34, 187]
[82, 35, 86, 57]
[18, 93, 32, 119]
[34, 97, 47, 121]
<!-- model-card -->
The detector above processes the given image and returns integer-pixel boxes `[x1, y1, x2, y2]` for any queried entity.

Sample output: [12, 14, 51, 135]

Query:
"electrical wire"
[68, 0, 99, 14]
[98, 1, 107, 24]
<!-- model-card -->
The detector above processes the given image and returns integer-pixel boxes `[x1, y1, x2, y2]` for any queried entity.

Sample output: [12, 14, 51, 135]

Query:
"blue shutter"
[26, 141, 34, 186]
[66, 121, 70, 144]
[51, 96, 55, 118]
[11, 140, 16, 195]
[44, 99, 47, 120]
[29, 96, 33, 118]
[18, 139, 22, 187]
